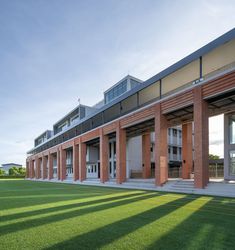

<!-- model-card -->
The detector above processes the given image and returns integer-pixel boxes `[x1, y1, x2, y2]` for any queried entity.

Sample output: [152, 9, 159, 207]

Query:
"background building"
[0, 163, 23, 174]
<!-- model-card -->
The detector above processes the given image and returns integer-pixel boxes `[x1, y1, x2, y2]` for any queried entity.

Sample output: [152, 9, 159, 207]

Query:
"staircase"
[168, 180, 195, 192]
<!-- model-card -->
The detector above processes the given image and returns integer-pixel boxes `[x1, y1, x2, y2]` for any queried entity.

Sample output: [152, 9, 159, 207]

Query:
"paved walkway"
[28, 178, 235, 198]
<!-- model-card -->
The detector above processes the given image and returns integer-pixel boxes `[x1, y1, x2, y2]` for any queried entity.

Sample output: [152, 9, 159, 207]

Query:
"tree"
[8, 167, 26, 176]
[18, 167, 26, 176]
[209, 154, 220, 160]
[9, 167, 20, 176]
[0, 169, 5, 176]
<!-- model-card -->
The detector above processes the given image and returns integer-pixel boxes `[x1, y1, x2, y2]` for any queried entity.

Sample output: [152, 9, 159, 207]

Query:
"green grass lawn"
[0, 180, 235, 250]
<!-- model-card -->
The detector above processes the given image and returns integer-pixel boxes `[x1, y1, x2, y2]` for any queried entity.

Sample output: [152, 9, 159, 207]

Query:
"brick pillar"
[32, 160, 34, 178]
[79, 140, 86, 182]
[29, 160, 33, 178]
[34, 159, 37, 179]
[26, 161, 29, 178]
[155, 103, 168, 186]
[57, 148, 61, 180]
[100, 129, 109, 183]
[48, 153, 53, 179]
[32, 160, 36, 178]
[73, 142, 79, 181]
[182, 123, 193, 179]
[142, 133, 151, 179]
[193, 86, 209, 188]
[35, 157, 39, 179]
[116, 122, 126, 184]
[60, 147, 66, 181]
[31, 160, 34, 178]
[42, 155, 47, 179]
[38, 158, 42, 179]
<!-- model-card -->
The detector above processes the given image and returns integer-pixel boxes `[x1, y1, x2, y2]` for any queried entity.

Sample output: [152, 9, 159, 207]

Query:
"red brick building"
[26, 28, 235, 189]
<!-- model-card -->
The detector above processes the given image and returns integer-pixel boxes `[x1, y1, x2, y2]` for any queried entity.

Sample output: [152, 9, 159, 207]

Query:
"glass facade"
[130, 79, 140, 89]
[229, 150, 235, 175]
[105, 80, 127, 104]
[229, 115, 235, 144]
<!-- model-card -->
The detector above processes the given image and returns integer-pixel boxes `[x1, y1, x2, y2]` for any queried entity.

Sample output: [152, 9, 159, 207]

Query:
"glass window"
[130, 79, 140, 89]
[114, 161, 116, 178]
[105, 80, 128, 104]
[109, 143, 112, 158]
[229, 115, 235, 144]
[168, 129, 171, 136]
[173, 146, 177, 154]
[168, 147, 171, 154]
[109, 162, 112, 174]
[179, 131, 182, 138]
[173, 129, 177, 136]
[229, 150, 235, 175]
[113, 142, 116, 155]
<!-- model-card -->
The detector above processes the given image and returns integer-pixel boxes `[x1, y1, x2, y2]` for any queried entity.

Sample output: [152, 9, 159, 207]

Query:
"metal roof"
[1, 163, 22, 167]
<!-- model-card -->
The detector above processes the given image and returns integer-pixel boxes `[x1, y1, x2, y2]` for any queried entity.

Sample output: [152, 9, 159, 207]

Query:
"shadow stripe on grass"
[44, 196, 193, 250]
[0, 191, 149, 224]
[0, 192, 161, 236]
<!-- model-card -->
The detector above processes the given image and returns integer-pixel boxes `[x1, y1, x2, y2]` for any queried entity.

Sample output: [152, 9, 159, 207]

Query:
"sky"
[0, 0, 235, 166]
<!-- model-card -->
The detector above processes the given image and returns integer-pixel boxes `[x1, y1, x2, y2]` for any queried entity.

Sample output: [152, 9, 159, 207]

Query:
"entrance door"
[109, 141, 116, 178]
[53, 156, 57, 178]
[87, 164, 98, 178]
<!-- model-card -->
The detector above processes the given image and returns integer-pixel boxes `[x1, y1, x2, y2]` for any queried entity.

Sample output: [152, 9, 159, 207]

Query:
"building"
[26, 28, 235, 189]
[0, 163, 23, 174]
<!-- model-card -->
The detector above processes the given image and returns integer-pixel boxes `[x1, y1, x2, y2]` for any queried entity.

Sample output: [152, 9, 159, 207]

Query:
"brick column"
[142, 133, 151, 179]
[100, 129, 109, 183]
[57, 148, 61, 180]
[48, 153, 53, 179]
[155, 103, 168, 186]
[116, 122, 126, 184]
[182, 123, 193, 179]
[34, 159, 37, 179]
[73, 142, 79, 181]
[38, 158, 42, 179]
[60, 147, 66, 181]
[29, 160, 33, 178]
[26, 161, 29, 178]
[32, 160, 35, 178]
[193, 86, 209, 188]
[35, 157, 39, 179]
[33, 160, 36, 178]
[42, 155, 47, 179]
[79, 140, 86, 182]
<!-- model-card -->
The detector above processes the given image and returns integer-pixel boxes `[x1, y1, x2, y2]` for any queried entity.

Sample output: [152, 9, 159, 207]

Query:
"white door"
[109, 141, 116, 178]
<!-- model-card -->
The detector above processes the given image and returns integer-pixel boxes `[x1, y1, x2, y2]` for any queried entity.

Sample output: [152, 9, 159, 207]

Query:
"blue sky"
[0, 0, 235, 165]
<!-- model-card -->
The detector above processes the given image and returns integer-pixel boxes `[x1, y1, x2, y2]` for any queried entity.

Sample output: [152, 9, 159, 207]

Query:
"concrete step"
[169, 181, 195, 191]
[125, 182, 155, 186]
[168, 188, 195, 193]
[171, 184, 194, 188]
[171, 181, 194, 186]
[127, 178, 155, 183]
